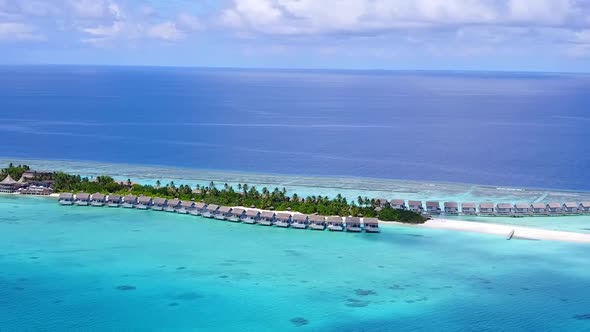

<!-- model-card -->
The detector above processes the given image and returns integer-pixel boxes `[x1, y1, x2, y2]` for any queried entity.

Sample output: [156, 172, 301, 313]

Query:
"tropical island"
[1, 163, 427, 223]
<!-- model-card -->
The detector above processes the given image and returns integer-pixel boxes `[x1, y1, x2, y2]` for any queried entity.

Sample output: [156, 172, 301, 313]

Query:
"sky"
[1, 0, 590, 72]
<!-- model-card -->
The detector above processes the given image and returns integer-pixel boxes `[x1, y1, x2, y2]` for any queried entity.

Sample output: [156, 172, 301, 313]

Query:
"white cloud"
[66, 0, 122, 19]
[81, 21, 124, 37]
[0, 22, 44, 41]
[177, 13, 200, 30]
[147, 22, 185, 41]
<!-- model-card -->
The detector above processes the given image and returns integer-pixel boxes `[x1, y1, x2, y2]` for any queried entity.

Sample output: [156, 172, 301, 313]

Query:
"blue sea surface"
[1, 196, 590, 331]
[1, 66, 589, 190]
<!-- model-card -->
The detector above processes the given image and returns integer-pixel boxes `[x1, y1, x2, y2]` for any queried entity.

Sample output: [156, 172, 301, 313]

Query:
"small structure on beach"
[425, 201, 441, 214]
[90, 193, 106, 207]
[165, 199, 180, 212]
[579, 202, 590, 213]
[363, 218, 380, 233]
[562, 202, 578, 214]
[275, 213, 292, 227]
[390, 199, 406, 210]
[461, 203, 477, 215]
[215, 206, 232, 220]
[495, 203, 512, 216]
[345, 217, 362, 232]
[479, 203, 494, 215]
[444, 202, 459, 215]
[151, 197, 168, 211]
[136, 196, 152, 209]
[326, 216, 344, 232]
[408, 200, 423, 213]
[258, 211, 275, 226]
[75, 193, 90, 206]
[122, 194, 137, 208]
[531, 203, 547, 215]
[546, 202, 562, 215]
[228, 208, 245, 222]
[243, 210, 260, 224]
[514, 203, 530, 215]
[58, 193, 74, 205]
[291, 214, 309, 229]
[309, 215, 326, 230]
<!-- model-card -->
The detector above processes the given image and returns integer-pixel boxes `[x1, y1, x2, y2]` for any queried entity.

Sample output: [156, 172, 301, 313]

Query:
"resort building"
[444, 202, 459, 215]
[479, 203, 494, 215]
[495, 203, 512, 216]
[19, 185, 52, 195]
[363, 218, 380, 233]
[345, 217, 362, 232]
[309, 215, 326, 230]
[562, 202, 578, 214]
[58, 193, 74, 205]
[408, 200, 423, 213]
[531, 203, 548, 215]
[228, 208, 245, 222]
[425, 201, 441, 214]
[151, 197, 168, 211]
[579, 202, 590, 213]
[546, 203, 562, 215]
[326, 216, 344, 232]
[136, 196, 152, 209]
[165, 199, 181, 212]
[375, 198, 389, 208]
[243, 210, 260, 224]
[258, 211, 275, 226]
[75, 193, 90, 206]
[215, 206, 232, 220]
[122, 195, 137, 208]
[177, 201, 194, 214]
[514, 203, 530, 215]
[390, 199, 406, 210]
[106, 194, 121, 207]
[90, 193, 106, 207]
[203, 204, 219, 218]
[461, 203, 477, 215]
[291, 214, 309, 229]
[191, 202, 207, 216]
[0, 174, 20, 193]
[274, 213, 292, 227]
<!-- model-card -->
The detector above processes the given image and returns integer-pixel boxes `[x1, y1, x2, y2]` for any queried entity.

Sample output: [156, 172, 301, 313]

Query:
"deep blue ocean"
[1, 66, 589, 190]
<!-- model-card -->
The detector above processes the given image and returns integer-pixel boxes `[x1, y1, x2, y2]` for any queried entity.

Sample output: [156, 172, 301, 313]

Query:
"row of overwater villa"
[57, 193, 380, 233]
[377, 199, 590, 216]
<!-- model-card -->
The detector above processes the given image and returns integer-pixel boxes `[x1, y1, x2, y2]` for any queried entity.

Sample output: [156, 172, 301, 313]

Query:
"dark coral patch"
[573, 314, 590, 320]
[219, 275, 229, 279]
[169, 302, 179, 307]
[346, 299, 369, 307]
[290, 317, 309, 326]
[177, 267, 186, 270]
[355, 289, 376, 296]
[115, 285, 136, 291]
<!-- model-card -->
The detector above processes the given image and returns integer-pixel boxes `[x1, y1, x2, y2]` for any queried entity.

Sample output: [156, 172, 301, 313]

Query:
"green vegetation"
[0, 163, 30, 181]
[34, 166, 428, 223]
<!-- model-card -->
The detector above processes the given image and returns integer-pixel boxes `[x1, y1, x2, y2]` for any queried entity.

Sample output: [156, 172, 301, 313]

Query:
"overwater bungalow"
[75, 193, 90, 206]
[177, 201, 194, 214]
[425, 201, 441, 214]
[495, 203, 512, 216]
[579, 202, 590, 213]
[228, 208, 245, 222]
[443, 202, 459, 215]
[546, 202, 562, 215]
[58, 193, 74, 205]
[215, 206, 232, 220]
[408, 200, 423, 213]
[390, 199, 406, 210]
[345, 217, 362, 232]
[136, 196, 152, 210]
[531, 203, 547, 215]
[326, 216, 344, 232]
[309, 215, 326, 230]
[363, 218, 380, 233]
[258, 211, 275, 226]
[291, 214, 309, 229]
[165, 199, 180, 212]
[562, 202, 578, 214]
[122, 194, 137, 208]
[191, 202, 207, 216]
[90, 193, 106, 207]
[151, 197, 168, 211]
[106, 194, 121, 207]
[243, 210, 260, 224]
[479, 203, 494, 215]
[275, 213, 292, 227]
[461, 202, 477, 215]
[203, 204, 219, 218]
[514, 203, 530, 215]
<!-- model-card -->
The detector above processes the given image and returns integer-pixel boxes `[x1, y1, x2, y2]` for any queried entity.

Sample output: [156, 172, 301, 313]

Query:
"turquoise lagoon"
[1, 195, 590, 331]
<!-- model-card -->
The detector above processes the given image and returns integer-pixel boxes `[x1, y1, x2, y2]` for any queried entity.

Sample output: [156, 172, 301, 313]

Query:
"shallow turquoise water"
[1, 196, 590, 331]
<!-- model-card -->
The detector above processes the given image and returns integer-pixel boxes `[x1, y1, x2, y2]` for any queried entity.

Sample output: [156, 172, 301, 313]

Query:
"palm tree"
[156, 180, 161, 188]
